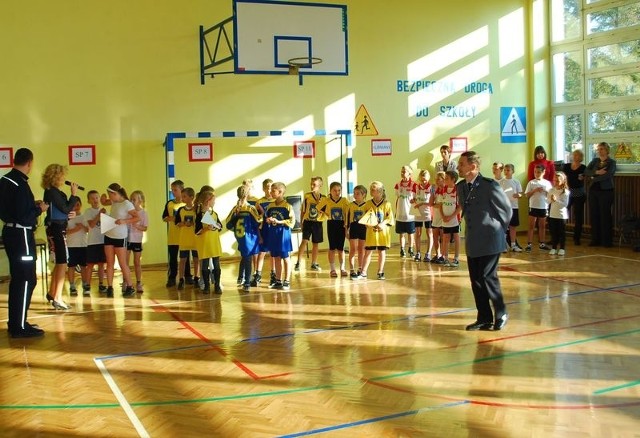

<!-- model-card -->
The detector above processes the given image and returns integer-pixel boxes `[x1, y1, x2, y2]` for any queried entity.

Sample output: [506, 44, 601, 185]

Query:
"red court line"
[151, 299, 260, 380]
[499, 265, 633, 293]
[351, 374, 640, 411]
[150, 292, 640, 383]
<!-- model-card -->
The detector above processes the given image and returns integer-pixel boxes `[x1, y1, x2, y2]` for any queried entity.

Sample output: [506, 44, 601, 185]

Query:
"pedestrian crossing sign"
[500, 107, 526, 143]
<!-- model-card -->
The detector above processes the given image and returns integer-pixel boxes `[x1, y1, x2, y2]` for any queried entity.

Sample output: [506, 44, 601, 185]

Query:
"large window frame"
[551, 0, 640, 173]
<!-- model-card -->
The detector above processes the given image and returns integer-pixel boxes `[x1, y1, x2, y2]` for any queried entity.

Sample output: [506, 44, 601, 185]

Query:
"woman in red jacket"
[527, 145, 556, 183]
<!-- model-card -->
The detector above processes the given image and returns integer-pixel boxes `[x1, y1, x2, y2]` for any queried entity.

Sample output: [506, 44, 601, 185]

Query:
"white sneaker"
[549, 249, 557, 255]
[558, 249, 565, 256]
[511, 245, 522, 253]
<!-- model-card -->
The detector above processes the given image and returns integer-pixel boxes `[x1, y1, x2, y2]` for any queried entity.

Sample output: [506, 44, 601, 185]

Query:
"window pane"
[587, 141, 640, 166]
[553, 51, 583, 103]
[589, 108, 640, 134]
[587, 39, 640, 69]
[587, 2, 640, 34]
[612, 141, 640, 165]
[555, 114, 583, 162]
[551, 0, 581, 42]
[589, 73, 640, 99]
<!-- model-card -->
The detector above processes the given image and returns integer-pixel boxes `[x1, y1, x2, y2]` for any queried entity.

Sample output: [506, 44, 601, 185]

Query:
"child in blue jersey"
[318, 181, 350, 277]
[265, 182, 295, 290]
[226, 185, 263, 292]
[253, 178, 275, 286]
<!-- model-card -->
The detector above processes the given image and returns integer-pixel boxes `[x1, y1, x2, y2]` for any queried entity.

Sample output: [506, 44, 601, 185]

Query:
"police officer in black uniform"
[0, 148, 49, 338]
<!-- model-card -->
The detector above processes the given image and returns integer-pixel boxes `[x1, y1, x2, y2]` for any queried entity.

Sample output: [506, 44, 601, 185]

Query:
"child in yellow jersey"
[162, 180, 188, 287]
[175, 187, 199, 290]
[295, 176, 325, 271]
[195, 189, 223, 294]
[361, 181, 395, 280]
[318, 181, 350, 277]
[346, 185, 368, 279]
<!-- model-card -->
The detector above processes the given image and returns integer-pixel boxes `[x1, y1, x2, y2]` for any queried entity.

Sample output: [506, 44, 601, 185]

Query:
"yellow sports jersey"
[196, 209, 222, 259]
[318, 196, 349, 225]
[346, 201, 368, 225]
[301, 191, 325, 222]
[176, 206, 197, 251]
[362, 198, 395, 248]
[164, 199, 185, 245]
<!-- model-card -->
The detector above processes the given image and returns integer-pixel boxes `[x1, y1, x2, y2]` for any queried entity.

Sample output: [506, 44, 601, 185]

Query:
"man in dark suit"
[457, 151, 512, 331]
[0, 148, 48, 338]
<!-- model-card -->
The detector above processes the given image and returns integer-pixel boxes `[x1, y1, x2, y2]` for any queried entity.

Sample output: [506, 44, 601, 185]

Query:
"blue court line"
[594, 380, 640, 395]
[3, 326, 638, 411]
[276, 400, 469, 437]
[95, 281, 640, 362]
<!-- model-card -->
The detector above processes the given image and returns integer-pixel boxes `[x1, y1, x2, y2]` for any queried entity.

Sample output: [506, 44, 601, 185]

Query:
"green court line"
[2, 327, 638, 411]
[370, 327, 640, 382]
[594, 380, 640, 395]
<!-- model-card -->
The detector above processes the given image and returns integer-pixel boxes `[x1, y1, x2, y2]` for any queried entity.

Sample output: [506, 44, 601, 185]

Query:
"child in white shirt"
[525, 164, 553, 251]
[547, 172, 570, 255]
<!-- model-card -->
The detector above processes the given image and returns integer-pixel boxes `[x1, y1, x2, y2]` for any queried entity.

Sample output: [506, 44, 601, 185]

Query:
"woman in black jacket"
[562, 150, 586, 245]
[42, 164, 80, 310]
[584, 142, 617, 247]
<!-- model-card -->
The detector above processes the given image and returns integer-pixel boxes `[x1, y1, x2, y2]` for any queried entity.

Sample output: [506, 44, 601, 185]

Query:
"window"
[553, 51, 583, 103]
[552, 0, 640, 172]
[586, 2, 640, 34]
[587, 39, 640, 69]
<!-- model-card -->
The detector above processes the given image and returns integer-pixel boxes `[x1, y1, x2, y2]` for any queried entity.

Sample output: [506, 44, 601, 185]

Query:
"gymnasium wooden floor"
[2, 240, 640, 437]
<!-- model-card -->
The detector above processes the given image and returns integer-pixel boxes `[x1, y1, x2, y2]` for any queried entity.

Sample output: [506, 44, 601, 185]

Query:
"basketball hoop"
[287, 57, 322, 85]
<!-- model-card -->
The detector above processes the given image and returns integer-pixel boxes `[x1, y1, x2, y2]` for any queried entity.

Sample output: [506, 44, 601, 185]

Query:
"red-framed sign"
[293, 141, 315, 158]
[68, 145, 96, 165]
[371, 138, 392, 156]
[189, 142, 213, 162]
[450, 137, 468, 154]
[0, 147, 13, 168]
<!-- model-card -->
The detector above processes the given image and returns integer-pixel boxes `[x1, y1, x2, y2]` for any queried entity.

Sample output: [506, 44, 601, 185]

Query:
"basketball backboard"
[233, 0, 348, 76]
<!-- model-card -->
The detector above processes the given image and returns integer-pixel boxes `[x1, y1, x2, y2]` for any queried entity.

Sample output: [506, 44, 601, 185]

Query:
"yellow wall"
[0, 0, 548, 265]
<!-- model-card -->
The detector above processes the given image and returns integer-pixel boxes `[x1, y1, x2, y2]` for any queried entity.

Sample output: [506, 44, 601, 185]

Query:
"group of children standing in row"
[64, 188, 148, 299]
[492, 162, 571, 255]
[163, 179, 296, 293]
[41, 162, 149, 310]
[162, 154, 572, 294]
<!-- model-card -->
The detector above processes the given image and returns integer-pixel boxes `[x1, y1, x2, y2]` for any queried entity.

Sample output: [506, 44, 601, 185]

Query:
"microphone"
[65, 181, 85, 191]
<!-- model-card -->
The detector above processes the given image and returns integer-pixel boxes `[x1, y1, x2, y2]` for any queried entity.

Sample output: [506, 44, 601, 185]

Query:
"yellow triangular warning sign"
[354, 104, 379, 136]
[615, 142, 633, 159]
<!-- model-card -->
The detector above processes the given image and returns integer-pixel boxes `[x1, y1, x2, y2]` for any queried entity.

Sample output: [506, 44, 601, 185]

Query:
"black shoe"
[106, 286, 114, 298]
[185, 277, 194, 285]
[494, 314, 508, 330]
[70, 288, 78, 297]
[9, 326, 45, 338]
[122, 286, 135, 297]
[165, 279, 176, 287]
[269, 272, 277, 287]
[46, 293, 54, 303]
[465, 321, 493, 331]
[99, 284, 108, 293]
[250, 274, 261, 287]
[214, 286, 223, 295]
[177, 278, 185, 290]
